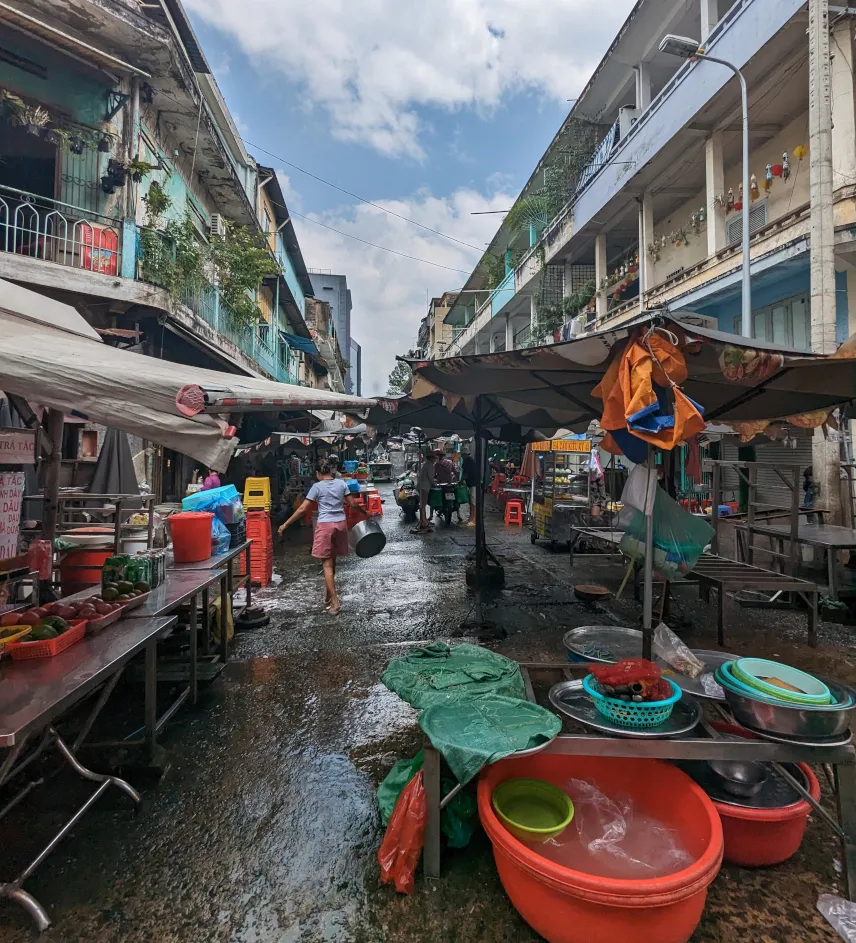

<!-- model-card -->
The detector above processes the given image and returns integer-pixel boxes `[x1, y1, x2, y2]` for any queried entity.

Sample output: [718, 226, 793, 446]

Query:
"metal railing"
[0, 184, 122, 276]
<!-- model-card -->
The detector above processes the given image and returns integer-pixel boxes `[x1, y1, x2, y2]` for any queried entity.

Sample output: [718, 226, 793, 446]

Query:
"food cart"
[369, 459, 393, 482]
[531, 438, 593, 546]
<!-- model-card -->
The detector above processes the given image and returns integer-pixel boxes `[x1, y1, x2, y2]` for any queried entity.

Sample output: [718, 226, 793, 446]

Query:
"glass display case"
[531, 439, 592, 545]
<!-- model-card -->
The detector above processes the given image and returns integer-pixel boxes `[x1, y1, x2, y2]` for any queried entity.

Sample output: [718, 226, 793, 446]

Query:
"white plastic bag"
[652, 622, 704, 679]
[819, 894, 856, 942]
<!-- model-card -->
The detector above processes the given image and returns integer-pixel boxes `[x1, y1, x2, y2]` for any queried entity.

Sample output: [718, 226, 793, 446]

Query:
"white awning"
[0, 310, 375, 472]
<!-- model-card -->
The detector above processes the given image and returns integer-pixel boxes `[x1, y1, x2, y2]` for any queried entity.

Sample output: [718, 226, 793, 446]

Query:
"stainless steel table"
[0, 614, 177, 929]
[740, 521, 856, 599]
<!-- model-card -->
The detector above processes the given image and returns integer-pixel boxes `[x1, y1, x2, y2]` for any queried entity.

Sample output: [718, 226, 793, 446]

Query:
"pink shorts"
[312, 520, 349, 559]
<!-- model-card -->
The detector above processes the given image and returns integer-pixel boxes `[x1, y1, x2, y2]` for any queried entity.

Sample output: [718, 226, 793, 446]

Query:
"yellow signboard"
[531, 439, 590, 453]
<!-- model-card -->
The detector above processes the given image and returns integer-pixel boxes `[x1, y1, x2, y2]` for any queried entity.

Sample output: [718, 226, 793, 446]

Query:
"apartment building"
[444, 0, 856, 360]
[0, 0, 314, 383]
[309, 271, 356, 391]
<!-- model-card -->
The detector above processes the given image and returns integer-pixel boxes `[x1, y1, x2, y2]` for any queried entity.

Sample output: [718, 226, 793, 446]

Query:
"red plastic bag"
[378, 770, 426, 894]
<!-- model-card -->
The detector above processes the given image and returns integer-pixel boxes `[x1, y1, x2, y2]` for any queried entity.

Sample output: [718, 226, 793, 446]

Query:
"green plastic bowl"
[491, 777, 574, 843]
[732, 658, 831, 705]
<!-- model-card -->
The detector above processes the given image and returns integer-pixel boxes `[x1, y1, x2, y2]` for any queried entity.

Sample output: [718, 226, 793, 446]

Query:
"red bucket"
[168, 511, 213, 563]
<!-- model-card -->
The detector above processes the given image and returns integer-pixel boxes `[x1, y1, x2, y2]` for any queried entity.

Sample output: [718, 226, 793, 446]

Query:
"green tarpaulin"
[381, 642, 525, 710]
[419, 694, 562, 786]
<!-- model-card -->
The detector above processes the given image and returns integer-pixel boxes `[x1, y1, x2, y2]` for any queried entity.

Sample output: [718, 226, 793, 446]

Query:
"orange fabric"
[596, 331, 703, 452]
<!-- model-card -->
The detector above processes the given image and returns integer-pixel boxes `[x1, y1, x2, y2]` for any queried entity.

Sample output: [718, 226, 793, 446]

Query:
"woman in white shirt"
[278, 460, 355, 615]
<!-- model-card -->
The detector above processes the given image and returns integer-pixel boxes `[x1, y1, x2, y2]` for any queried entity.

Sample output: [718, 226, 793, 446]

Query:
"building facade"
[0, 0, 315, 385]
[309, 271, 355, 390]
[349, 338, 362, 396]
[444, 0, 856, 363]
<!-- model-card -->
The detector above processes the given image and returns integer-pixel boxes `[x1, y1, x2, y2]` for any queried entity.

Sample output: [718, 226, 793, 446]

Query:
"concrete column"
[831, 19, 856, 190]
[634, 64, 652, 112]
[505, 312, 514, 351]
[809, 0, 842, 522]
[595, 232, 608, 320]
[705, 132, 726, 255]
[639, 192, 654, 301]
[700, 0, 719, 41]
[489, 331, 496, 354]
[529, 295, 537, 341]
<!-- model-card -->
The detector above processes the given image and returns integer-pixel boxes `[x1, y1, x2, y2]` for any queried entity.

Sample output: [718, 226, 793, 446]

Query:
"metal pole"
[698, 53, 751, 335]
[642, 449, 655, 660]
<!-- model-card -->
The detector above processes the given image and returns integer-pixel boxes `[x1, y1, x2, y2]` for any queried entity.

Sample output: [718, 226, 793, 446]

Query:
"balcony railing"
[0, 184, 122, 276]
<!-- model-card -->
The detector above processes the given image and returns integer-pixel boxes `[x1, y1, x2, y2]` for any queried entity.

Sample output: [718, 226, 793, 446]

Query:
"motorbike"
[435, 482, 460, 526]
[394, 472, 420, 522]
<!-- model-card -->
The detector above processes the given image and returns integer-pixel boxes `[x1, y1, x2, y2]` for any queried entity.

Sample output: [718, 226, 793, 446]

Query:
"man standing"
[435, 448, 464, 524]
[461, 447, 478, 526]
[415, 449, 439, 533]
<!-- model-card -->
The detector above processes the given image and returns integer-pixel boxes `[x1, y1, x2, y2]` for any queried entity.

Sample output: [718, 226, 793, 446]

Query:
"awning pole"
[42, 409, 64, 541]
[642, 447, 655, 660]
[473, 396, 485, 625]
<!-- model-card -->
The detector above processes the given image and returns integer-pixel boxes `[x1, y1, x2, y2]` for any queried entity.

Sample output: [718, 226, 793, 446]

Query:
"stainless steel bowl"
[349, 519, 386, 558]
[708, 759, 768, 798]
[721, 676, 856, 739]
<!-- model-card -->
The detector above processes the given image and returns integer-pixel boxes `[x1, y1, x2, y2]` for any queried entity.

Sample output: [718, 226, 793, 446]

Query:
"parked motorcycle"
[394, 473, 420, 522]
[435, 483, 460, 526]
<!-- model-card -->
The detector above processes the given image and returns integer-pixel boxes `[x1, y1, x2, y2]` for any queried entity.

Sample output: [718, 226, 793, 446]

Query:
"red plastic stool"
[367, 493, 383, 517]
[504, 500, 524, 526]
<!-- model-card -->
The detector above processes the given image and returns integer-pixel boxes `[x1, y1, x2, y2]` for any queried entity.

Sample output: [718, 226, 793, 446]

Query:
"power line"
[287, 208, 473, 274]
[241, 137, 486, 253]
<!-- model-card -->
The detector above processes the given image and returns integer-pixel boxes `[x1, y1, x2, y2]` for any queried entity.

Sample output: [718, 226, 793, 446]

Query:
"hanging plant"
[125, 156, 154, 182]
[208, 222, 280, 329]
[69, 136, 85, 155]
[100, 175, 116, 195]
[107, 158, 127, 187]
[97, 134, 112, 153]
[142, 182, 172, 224]
[24, 105, 49, 136]
[0, 90, 28, 126]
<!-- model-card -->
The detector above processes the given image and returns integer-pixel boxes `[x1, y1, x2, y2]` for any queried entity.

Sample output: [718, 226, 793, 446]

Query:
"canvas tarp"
[0, 313, 376, 472]
[404, 315, 856, 434]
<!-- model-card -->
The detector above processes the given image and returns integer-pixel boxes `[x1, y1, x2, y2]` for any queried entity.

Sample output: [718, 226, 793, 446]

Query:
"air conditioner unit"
[672, 312, 719, 331]
[209, 214, 227, 238]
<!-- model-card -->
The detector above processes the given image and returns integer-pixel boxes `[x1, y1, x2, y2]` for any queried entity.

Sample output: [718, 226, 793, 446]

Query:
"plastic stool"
[367, 493, 383, 517]
[243, 477, 272, 511]
[504, 500, 524, 526]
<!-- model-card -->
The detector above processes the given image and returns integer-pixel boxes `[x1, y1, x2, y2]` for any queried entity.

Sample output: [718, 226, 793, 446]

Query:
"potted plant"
[107, 158, 127, 187]
[100, 175, 116, 195]
[126, 156, 154, 183]
[97, 134, 112, 153]
[69, 136, 85, 155]
[24, 105, 49, 137]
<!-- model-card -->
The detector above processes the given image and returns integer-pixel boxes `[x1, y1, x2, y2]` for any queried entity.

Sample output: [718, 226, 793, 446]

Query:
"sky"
[183, 0, 636, 395]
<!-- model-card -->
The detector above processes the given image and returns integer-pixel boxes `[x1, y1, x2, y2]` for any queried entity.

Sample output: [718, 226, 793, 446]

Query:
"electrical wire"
[241, 137, 486, 253]
[286, 208, 473, 274]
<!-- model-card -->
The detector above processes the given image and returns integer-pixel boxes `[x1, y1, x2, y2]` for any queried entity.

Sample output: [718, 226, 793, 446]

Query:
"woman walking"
[278, 459, 354, 615]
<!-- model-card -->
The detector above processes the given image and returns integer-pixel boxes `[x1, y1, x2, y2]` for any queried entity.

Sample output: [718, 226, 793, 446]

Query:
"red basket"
[7, 620, 86, 660]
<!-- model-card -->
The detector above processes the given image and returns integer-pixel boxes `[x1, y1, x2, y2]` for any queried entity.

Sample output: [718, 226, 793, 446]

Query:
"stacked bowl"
[714, 658, 854, 742]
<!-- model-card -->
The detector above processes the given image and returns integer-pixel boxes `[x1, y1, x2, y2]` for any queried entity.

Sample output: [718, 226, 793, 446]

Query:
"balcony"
[0, 184, 122, 276]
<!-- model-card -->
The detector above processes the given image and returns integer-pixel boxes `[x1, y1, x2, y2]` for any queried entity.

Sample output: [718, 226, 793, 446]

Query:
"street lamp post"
[660, 35, 752, 336]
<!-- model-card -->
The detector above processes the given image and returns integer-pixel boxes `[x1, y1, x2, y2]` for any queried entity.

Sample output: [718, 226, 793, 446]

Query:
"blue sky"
[184, 0, 635, 394]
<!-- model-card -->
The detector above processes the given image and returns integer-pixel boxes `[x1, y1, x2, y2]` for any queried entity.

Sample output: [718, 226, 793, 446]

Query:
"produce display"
[591, 659, 674, 703]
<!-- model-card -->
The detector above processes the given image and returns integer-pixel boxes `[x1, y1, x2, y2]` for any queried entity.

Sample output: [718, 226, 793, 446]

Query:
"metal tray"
[737, 723, 853, 749]
[120, 591, 150, 612]
[664, 650, 737, 703]
[548, 680, 703, 739]
[84, 607, 123, 636]
[681, 759, 810, 809]
[509, 735, 558, 758]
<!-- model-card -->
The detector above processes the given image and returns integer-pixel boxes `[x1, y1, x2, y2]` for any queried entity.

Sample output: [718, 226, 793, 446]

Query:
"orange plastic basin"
[478, 753, 723, 943]
[711, 723, 820, 867]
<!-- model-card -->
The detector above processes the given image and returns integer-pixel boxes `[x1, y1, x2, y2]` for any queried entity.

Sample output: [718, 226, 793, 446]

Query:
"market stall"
[383, 314, 856, 930]
[531, 438, 595, 545]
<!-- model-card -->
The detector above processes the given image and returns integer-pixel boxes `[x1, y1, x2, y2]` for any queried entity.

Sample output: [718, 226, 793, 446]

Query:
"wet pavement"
[0, 483, 853, 941]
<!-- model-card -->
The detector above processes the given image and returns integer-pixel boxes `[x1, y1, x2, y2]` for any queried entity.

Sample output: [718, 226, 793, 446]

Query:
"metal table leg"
[189, 593, 198, 705]
[829, 548, 840, 601]
[220, 572, 229, 663]
[245, 544, 253, 608]
[201, 586, 210, 656]
[422, 746, 442, 880]
[836, 763, 856, 901]
[145, 640, 158, 762]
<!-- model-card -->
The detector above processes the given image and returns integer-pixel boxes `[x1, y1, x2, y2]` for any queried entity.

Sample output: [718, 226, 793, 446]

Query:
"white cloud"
[288, 184, 515, 396]
[184, 0, 633, 158]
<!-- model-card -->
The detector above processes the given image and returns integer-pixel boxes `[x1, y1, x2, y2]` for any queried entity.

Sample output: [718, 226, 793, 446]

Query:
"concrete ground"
[0, 483, 854, 942]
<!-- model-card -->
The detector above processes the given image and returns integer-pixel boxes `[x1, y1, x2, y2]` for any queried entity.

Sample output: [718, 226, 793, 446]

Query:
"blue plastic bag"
[211, 516, 231, 554]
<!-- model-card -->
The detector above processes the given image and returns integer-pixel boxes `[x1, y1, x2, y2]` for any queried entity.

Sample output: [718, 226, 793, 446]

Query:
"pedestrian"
[414, 449, 439, 534]
[202, 467, 221, 490]
[461, 446, 478, 527]
[278, 459, 354, 615]
[328, 453, 343, 478]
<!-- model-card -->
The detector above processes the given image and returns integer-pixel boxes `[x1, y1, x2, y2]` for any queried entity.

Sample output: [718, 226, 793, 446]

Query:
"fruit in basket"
[117, 594, 131, 602]
[43, 616, 69, 633]
[77, 607, 97, 620]
[29, 607, 50, 620]
[95, 603, 113, 616]
[102, 587, 119, 602]
[19, 611, 43, 626]
[1, 613, 20, 626]
[29, 624, 58, 641]
[134, 581, 150, 593]
[117, 580, 135, 595]
[51, 605, 75, 620]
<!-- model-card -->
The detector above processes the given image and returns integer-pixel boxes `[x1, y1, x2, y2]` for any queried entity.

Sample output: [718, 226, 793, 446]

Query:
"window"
[263, 207, 272, 235]
[732, 291, 810, 349]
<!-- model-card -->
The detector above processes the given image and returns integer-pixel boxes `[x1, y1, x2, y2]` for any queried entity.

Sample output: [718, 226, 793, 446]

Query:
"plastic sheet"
[378, 771, 426, 895]
[418, 694, 561, 786]
[818, 894, 856, 942]
[377, 750, 477, 848]
[535, 779, 694, 879]
[382, 642, 525, 710]
[619, 488, 714, 581]
[653, 622, 704, 679]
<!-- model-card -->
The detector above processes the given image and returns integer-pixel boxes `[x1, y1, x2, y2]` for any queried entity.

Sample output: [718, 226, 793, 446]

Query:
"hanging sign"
[532, 439, 591, 453]
[0, 471, 25, 560]
[0, 429, 36, 465]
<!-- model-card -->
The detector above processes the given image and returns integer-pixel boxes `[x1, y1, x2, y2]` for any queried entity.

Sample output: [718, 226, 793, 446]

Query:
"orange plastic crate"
[7, 620, 86, 660]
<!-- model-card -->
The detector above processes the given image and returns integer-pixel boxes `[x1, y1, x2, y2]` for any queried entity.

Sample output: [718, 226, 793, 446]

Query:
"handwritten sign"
[0, 471, 25, 559]
[0, 429, 36, 465]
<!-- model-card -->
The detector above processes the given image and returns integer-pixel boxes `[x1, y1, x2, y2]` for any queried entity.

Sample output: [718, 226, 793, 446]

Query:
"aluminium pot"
[349, 518, 386, 558]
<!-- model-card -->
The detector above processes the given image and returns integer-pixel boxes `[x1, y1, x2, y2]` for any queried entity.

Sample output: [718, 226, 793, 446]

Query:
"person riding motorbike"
[434, 450, 463, 524]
